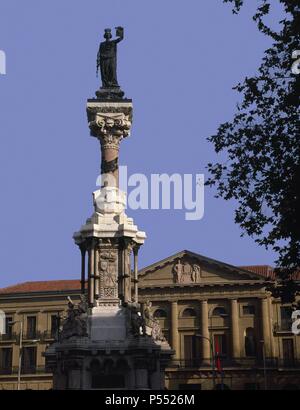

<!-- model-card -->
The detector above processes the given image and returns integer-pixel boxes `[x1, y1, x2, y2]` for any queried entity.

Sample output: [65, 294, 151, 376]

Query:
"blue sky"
[0, 0, 284, 287]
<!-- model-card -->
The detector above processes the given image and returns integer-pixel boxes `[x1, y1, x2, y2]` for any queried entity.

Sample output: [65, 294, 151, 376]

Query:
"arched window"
[153, 309, 167, 319]
[244, 327, 256, 357]
[182, 308, 197, 317]
[212, 307, 227, 317]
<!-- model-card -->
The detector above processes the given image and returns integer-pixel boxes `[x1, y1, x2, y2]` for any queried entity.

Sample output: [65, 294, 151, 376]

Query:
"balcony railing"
[41, 331, 57, 341]
[0, 333, 17, 342]
[1, 330, 58, 343]
[0, 366, 52, 376]
[273, 322, 293, 333]
[0, 368, 13, 375]
[22, 331, 41, 341]
[168, 358, 300, 369]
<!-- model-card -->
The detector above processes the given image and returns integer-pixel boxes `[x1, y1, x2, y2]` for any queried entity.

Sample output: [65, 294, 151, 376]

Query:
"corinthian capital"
[86, 100, 133, 147]
[89, 113, 131, 148]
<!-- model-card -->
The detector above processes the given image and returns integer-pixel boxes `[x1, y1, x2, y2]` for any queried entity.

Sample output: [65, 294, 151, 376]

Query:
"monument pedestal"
[45, 308, 173, 390]
[95, 87, 125, 100]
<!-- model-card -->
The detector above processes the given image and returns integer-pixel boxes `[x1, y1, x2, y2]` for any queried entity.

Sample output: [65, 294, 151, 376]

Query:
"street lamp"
[8, 320, 40, 391]
[196, 334, 216, 389]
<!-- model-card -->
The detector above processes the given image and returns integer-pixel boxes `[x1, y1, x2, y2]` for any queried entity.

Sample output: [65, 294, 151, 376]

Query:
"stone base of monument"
[44, 307, 173, 390]
[90, 305, 127, 341]
[96, 87, 125, 100]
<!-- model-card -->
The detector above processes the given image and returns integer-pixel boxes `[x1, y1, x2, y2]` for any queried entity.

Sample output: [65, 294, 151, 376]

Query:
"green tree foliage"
[207, 1, 300, 296]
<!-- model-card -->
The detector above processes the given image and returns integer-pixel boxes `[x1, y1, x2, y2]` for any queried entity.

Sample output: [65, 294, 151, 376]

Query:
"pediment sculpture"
[173, 259, 201, 283]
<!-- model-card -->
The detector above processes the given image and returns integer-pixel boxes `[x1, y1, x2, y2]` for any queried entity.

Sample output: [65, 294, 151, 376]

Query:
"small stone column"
[133, 246, 139, 302]
[88, 245, 95, 306]
[80, 246, 86, 294]
[201, 300, 211, 363]
[230, 299, 241, 360]
[94, 246, 100, 300]
[171, 301, 179, 360]
[121, 241, 133, 304]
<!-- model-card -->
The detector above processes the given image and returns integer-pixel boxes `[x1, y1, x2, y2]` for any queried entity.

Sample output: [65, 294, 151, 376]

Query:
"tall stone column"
[268, 297, 275, 358]
[201, 300, 210, 363]
[171, 301, 179, 360]
[261, 298, 271, 357]
[74, 100, 146, 307]
[230, 299, 240, 360]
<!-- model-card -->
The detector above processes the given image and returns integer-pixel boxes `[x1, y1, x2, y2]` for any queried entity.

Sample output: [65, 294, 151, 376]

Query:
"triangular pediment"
[138, 250, 267, 287]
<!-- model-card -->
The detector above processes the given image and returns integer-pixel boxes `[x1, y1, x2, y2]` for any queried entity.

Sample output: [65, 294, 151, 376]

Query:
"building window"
[282, 339, 295, 366]
[280, 307, 293, 331]
[182, 308, 197, 317]
[153, 309, 167, 319]
[27, 316, 37, 339]
[214, 334, 227, 357]
[244, 327, 256, 356]
[50, 315, 59, 338]
[5, 317, 13, 339]
[183, 335, 200, 366]
[22, 346, 37, 374]
[212, 307, 227, 317]
[243, 305, 255, 315]
[0, 348, 12, 374]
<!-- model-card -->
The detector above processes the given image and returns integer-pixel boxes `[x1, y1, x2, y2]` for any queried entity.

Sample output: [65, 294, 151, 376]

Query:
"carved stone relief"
[99, 250, 118, 299]
[173, 259, 201, 284]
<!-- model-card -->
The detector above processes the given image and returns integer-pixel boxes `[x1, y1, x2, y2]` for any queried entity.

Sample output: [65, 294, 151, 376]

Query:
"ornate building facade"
[0, 250, 299, 390]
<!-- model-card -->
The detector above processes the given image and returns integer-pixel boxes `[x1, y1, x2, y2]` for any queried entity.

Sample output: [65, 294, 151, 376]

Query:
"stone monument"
[44, 27, 173, 390]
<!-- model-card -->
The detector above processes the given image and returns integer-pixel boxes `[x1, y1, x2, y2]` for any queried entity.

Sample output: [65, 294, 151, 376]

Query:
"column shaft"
[80, 248, 86, 294]
[231, 299, 240, 359]
[88, 247, 95, 306]
[201, 300, 210, 362]
[133, 247, 139, 302]
[261, 298, 271, 357]
[101, 145, 119, 187]
[94, 247, 99, 299]
[171, 302, 179, 360]
[268, 297, 275, 358]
